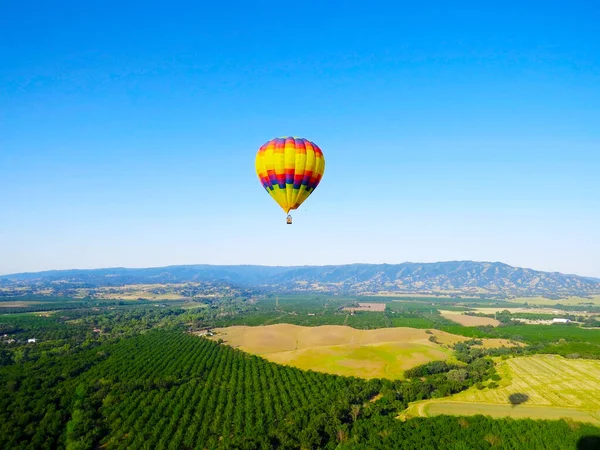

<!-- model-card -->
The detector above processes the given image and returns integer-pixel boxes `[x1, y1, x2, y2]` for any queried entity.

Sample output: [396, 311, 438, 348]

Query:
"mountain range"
[2, 261, 599, 298]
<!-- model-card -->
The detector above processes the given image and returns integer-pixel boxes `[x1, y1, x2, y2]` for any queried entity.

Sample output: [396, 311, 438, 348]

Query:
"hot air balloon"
[255, 136, 325, 224]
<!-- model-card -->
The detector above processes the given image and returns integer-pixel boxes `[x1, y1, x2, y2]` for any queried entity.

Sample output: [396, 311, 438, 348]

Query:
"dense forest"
[2, 295, 600, 449]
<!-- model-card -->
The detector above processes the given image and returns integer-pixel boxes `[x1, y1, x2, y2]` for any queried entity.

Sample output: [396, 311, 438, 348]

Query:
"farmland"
[404, 354, 600, 424]
[438, 309, 500, 327]
[0, 301, 43, 307]
[342, 302, 387, 312]
[0, 281, 246, 303]
[2, 295, 600, 448]
[211, 324, 518, 379]
[508, 295, 600, 307]
[268, 342, 450, 379]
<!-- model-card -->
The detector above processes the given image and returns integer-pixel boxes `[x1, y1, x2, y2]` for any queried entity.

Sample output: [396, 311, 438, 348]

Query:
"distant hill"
[1, 261, 599, 298]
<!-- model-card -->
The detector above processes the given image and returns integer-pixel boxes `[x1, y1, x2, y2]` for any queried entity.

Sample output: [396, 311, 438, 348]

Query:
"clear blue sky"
[1, 1, 599, 277]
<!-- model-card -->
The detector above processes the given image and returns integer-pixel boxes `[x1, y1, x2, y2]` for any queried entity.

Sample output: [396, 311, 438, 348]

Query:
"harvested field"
[508, 296, 600, 307]
[439, 310, 500, 327]
[470, 306, 598, 320]
[471, 307, 583, 315]
[210, 325, 516, 379]
[403, 354, 600, 424]
[475, 338, 523, 349]
[93, 283, 203, 300]
[424, 402, 599, 424]
[100, 292, 184, 300]
[342, 302, 386, 312]
[213, 324, 461, 353]
[0, 301, 44, 307]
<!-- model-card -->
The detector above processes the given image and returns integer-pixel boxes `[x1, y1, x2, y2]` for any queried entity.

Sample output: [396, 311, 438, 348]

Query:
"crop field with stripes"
[404, 354, 600, 424]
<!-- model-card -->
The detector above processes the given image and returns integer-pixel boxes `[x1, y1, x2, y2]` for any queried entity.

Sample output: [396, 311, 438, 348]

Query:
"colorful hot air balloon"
[255, 136, 325, 224]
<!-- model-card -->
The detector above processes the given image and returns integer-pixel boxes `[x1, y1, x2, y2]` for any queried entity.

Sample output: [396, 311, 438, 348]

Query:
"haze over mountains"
[2, 261, 599, 298]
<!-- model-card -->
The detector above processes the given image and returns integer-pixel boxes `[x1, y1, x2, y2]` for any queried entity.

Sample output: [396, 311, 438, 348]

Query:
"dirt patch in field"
[439, 310, 500, 327]
[342, 302, 386, 312]
[476, 338, 523, 349]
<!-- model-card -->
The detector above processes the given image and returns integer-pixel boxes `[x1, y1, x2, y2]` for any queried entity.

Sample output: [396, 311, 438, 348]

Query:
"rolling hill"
[1, 261, 599, 298]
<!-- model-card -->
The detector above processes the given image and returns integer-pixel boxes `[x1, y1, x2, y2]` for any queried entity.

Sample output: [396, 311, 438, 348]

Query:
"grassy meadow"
[267, 342, 452, 379]
[210, 324, 519, 379]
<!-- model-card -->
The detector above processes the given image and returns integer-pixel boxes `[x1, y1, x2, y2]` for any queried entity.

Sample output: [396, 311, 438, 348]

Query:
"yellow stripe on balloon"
[256, 137, 325, 215]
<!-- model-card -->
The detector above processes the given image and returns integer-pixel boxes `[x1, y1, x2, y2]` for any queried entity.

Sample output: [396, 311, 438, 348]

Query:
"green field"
[404, 354, 600, 423]
[269, 342, 453, 379]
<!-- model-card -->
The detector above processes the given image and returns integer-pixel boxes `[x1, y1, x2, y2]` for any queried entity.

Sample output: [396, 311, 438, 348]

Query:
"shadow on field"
[577, 436, 600, 450]
[508, 393, 529, 407]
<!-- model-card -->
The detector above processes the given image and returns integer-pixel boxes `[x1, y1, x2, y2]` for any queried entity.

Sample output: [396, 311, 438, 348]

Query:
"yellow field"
[212, 325, 455, 379]
[403, 355, 600, 424]
[92, 283, 207, 301]
[385, 294, 457, 298]
[382, 293, 484, 298]
[269, 342, 452, 379]
[471, 307, 561, 315]
[99, 291, 185, 300]
[0, 301, 44, 307]
[508, 295, 600, 307]
[477, 338, 522, 349]
[0, 287, 30, 293]
[473, 306, 599, 316]
[439, 310, 500, 327]
[210, 325, 516, 379]
[422, 402, 599, 423]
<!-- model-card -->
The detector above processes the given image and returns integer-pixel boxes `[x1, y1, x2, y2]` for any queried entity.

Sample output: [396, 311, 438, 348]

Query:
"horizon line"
[1, 260, 597, 279]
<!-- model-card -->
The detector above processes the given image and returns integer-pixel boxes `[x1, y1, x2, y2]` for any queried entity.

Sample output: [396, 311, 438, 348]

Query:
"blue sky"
[1, 1, 599, 276]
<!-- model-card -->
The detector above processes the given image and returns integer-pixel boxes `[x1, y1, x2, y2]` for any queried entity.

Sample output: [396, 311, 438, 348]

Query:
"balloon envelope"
[255, 137, 325, 214]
